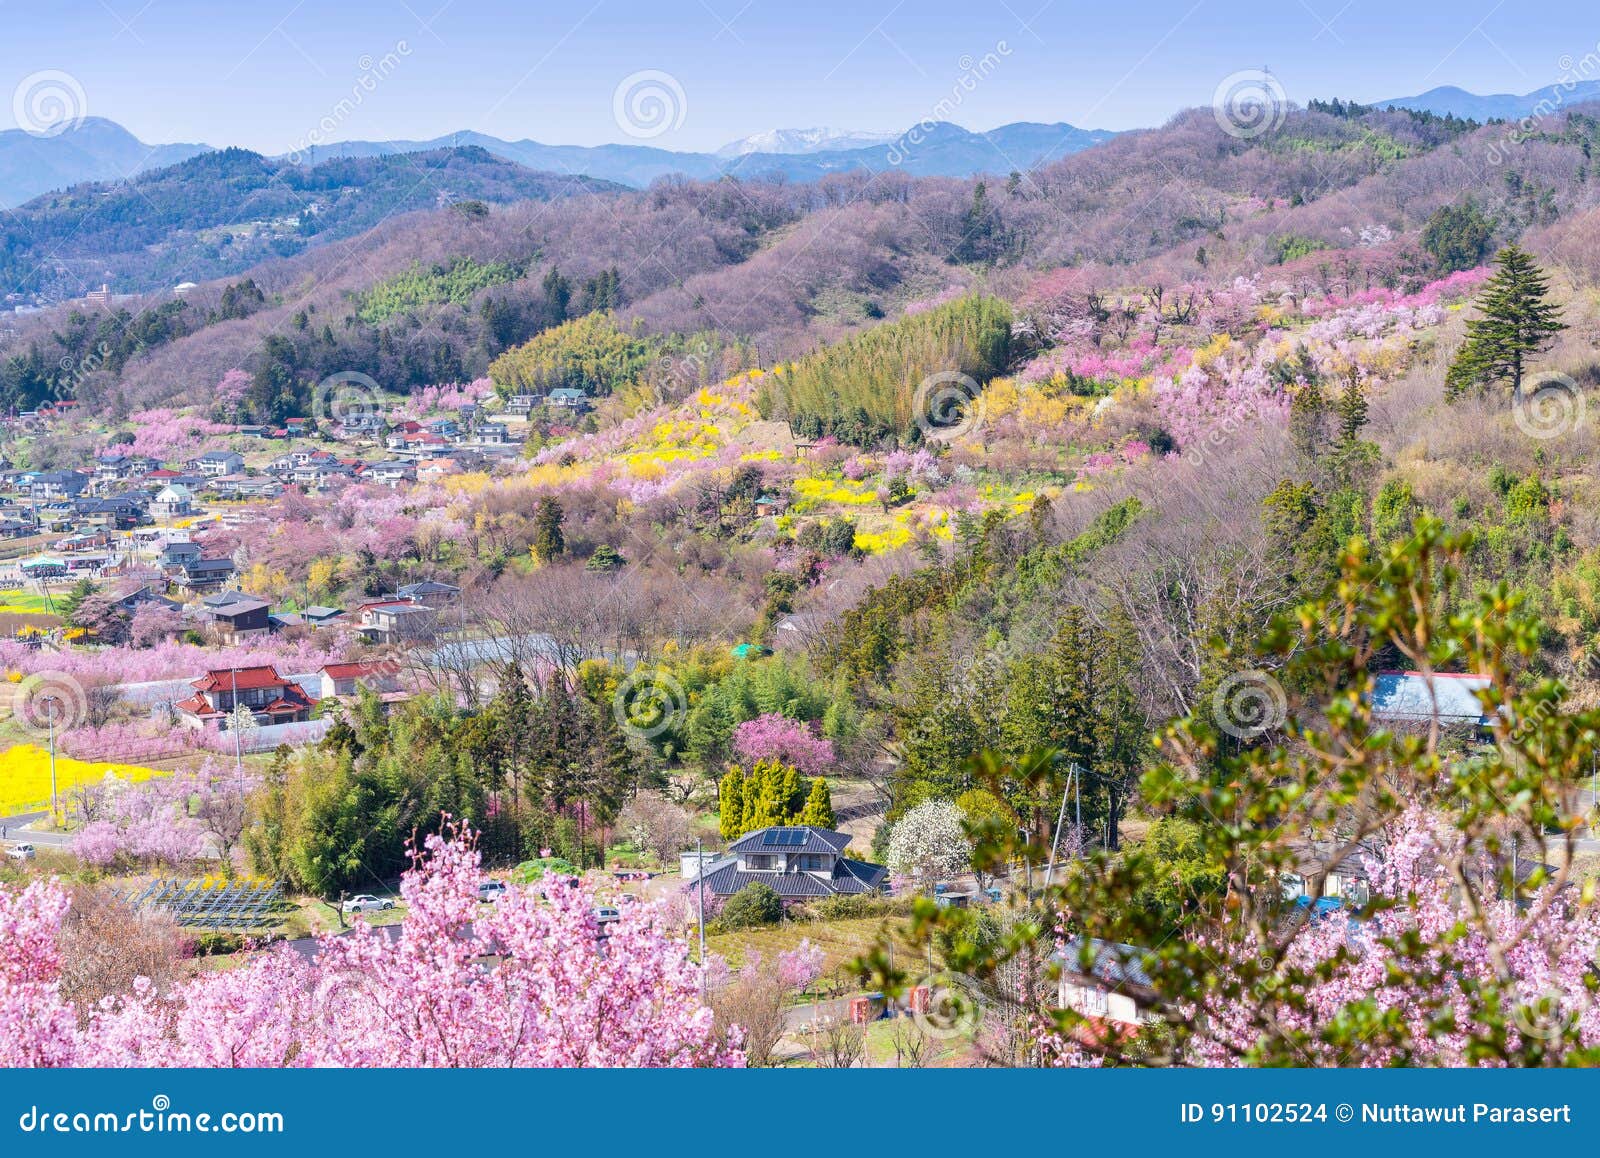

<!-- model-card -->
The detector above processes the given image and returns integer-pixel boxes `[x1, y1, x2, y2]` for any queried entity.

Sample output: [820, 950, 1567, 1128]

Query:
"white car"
[341, 894, 394, 913]
[477, 880, 508, 903]
[593, 906, 621, 924]
[5, 843, 36, 861]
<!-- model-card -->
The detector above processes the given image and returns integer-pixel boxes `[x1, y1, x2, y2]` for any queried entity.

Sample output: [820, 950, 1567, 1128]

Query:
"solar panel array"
[122, 878, 288, 929]
[761, 828, 809, 846]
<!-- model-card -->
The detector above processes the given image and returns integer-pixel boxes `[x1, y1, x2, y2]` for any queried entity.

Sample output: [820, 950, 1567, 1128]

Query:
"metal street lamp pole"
[42, 694, 60, 823]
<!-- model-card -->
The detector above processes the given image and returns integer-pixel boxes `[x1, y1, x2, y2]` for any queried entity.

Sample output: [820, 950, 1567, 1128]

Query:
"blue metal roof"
[1370, 671, 1490, 726]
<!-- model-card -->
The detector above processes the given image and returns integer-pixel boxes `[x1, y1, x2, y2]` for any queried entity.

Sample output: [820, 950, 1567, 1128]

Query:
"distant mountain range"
[1378, 81, 1600, 121]
[1, 145, 619, 300]
[0, 117, 210, 209]
[294, 121, 1117, 187]
[24, 77, 1600, 217]
[0, 117, 1117, 208]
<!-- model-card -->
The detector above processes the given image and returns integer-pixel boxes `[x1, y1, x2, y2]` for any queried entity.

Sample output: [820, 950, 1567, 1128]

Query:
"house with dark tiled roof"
[174, 555, 237, 592]
[395, 579, 460, 606]
[302, 605, 345, 630]
[75, 493, 147, 530]
[688, 826, 888, 903]
[210, 474, 283, 500]
[362, 460, 416, 488]
[176, 665, 317, 730]
[546, 387, 591, 412]
[157, 540, 203, 571]
[26, 470, 89, 500]
[95, 450, 135, 482]
[1054, 938, 1157, 1031]
[354, 598, 437, 644]
[191, 589, 271, 643]
[106, 581, 180, 615]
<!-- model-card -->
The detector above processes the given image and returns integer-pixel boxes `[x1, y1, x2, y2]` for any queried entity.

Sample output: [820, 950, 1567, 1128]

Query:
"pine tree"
[530, 496, 565, 563]
[725, 759, 812, 837]
[1445, 244, 1566, 398]
[1288, 377, 1329, 460]
[57, 577, 98, 622]
[492, 662, 534, 822]
[774, 763, 801, 818]
[798, 777, 835, 828]
[1335, 370, 1368, 445]
[585, 544, 624, 572]
[742, 761, 776, 831]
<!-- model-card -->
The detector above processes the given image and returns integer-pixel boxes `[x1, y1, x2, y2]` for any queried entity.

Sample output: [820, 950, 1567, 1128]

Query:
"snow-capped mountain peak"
[714, 127, 899, 158]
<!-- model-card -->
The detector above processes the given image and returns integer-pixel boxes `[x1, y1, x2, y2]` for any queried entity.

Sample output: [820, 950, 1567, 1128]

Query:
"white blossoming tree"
[885, 799, 972, 893]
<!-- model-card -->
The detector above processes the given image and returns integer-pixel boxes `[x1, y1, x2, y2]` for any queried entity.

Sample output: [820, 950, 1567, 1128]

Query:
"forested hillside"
[6, 99, 1598, 424]
[0, 145, 619, 301]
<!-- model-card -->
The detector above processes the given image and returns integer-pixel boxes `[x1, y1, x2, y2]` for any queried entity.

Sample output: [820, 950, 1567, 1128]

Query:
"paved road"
[0, 810, 70, 848]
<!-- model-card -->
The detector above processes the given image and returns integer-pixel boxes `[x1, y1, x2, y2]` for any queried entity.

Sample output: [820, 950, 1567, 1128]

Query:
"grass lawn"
[706, 914, 937, 998]
[858, 1016, 975, 1068]
[295, 892, 409, 937]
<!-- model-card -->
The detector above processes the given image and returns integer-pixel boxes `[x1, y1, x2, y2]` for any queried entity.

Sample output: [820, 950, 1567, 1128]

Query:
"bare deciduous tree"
[887, 1016, 932, 1068]
[615, 792, 694, 867]
[805, 1017, 867, 1068]
[56, 886, 184, 1020]
[709, 971, 788, 1068]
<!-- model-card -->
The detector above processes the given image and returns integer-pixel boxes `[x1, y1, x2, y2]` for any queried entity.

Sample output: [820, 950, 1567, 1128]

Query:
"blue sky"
[2, 0, 1598, 150]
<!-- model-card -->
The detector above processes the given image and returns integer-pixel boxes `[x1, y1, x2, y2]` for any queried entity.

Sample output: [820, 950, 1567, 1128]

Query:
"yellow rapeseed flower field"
[0, 745, 167, 817]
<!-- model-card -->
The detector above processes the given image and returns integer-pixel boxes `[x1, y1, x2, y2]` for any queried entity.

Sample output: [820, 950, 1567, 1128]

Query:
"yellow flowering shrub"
[792, 476, 877, 507]
[853, 526, 912, 554]
[1191, 333, 1234, 369]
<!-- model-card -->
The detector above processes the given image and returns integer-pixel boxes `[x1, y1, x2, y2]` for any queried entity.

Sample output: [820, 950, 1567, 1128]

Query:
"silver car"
[341, 894, 394, 913]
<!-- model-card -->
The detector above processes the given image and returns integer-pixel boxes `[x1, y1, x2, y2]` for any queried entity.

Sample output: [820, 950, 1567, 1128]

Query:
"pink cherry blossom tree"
[3, 824, 744, 1068]
[731, 714, 835, 778]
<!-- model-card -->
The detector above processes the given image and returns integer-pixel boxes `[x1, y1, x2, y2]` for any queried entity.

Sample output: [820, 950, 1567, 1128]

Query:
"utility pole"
[43, 693, 60, 823]
[1045, 761, 1087, 892]
[696, 838, 708, 1000]
[231, 667, 243, 773]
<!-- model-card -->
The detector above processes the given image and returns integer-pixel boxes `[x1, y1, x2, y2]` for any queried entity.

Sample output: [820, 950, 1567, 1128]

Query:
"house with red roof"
[176, 665, 317, 731]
